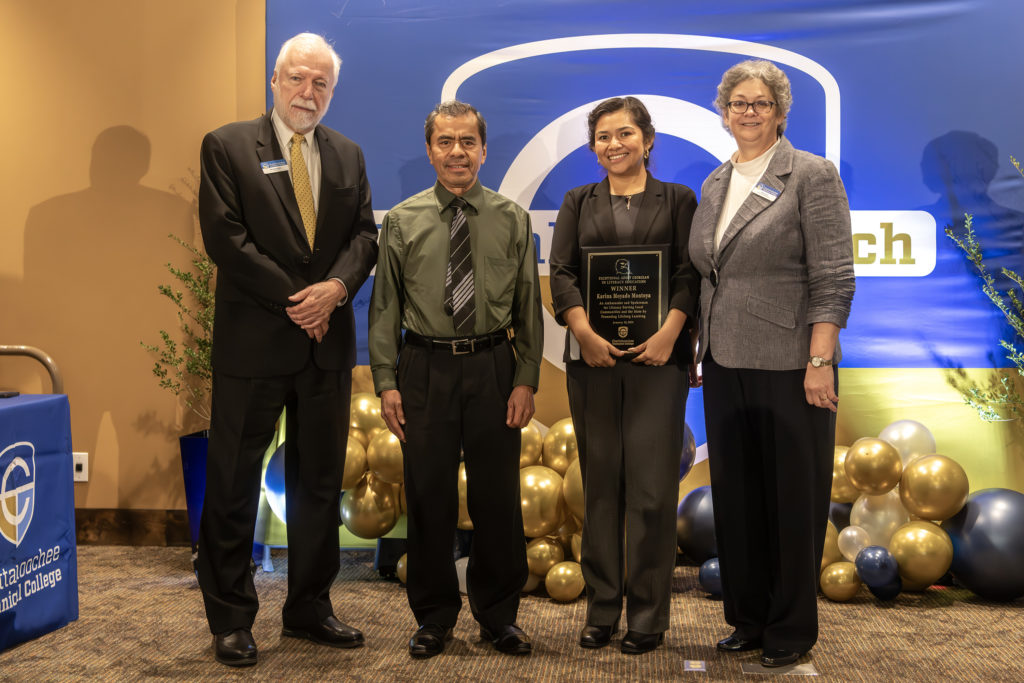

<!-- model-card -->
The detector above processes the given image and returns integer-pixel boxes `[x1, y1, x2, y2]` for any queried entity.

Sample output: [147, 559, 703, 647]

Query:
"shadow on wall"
[20, 125, 194, 507]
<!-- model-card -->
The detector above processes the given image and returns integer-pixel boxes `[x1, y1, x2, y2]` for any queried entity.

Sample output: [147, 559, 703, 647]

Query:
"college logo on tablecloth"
[0, 442, 36, 547]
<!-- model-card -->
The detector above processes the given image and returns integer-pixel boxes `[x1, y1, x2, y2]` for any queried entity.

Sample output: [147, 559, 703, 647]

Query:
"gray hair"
[714, 60, 792, 135]
[274, 33, 342, 84]
[424, 100, 487, 145]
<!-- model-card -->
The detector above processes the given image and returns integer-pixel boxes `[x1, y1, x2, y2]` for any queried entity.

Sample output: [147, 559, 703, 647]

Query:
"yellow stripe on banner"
[836, 367, 1024, 493]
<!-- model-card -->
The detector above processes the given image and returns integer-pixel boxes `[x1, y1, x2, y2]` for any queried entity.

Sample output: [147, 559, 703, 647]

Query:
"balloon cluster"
[822, 419, 1024, 603]
[339, 393, 403, 539]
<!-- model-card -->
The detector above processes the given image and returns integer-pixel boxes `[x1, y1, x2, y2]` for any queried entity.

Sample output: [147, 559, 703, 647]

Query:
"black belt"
[404, 329, 510, 355]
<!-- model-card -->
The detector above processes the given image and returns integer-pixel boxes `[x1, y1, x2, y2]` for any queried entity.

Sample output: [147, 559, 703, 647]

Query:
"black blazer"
[199, 112, 379, 377]
[549, 175, 699, 365]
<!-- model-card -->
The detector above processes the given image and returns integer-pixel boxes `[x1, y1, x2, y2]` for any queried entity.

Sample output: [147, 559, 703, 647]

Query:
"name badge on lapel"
[751, 182, 780, 201]
[261, 159, 288, 174]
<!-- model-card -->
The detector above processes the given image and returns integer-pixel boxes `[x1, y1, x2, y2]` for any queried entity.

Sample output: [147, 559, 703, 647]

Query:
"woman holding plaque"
[689, 60, 855, 668]
[550, 96, 699, 655]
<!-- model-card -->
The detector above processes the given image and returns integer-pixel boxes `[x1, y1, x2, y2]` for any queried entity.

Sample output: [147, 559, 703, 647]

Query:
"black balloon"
[829, 501, 853, 530]
[676, 485, 717, 563]
[679, 423, 697, 481]
[942, 488, 1024, 601]
[868, 575, 902, 601]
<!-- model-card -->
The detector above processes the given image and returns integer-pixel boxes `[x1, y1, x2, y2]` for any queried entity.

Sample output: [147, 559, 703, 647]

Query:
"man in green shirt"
[369, 100, 543, 659]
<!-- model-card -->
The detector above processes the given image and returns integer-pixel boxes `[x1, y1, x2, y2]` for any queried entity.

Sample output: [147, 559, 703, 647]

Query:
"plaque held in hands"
[582, 244, 669, 354]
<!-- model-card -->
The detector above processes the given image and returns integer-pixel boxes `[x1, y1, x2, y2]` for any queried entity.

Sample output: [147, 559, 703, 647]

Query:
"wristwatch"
[808, 355, 834, 368]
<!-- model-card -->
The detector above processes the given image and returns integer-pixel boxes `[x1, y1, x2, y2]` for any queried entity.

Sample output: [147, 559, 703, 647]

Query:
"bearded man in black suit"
[196, 32, 378, 667]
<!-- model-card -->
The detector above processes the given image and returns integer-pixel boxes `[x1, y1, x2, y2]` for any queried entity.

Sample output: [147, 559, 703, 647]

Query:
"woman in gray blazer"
[688, 60, 855, 667]
[550, 96, 699, 655]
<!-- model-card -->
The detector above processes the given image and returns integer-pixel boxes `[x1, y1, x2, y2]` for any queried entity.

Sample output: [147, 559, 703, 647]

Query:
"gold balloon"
[520, 465, 565, 537]
[350, 393, 386, 436]
[520, 420, 543, 468]
[820, 561, 862, 601]
[831, 445, 859, 503]
[844, 437, 903, 495]
[552, 517, 580, 555]
[888, 521, 953, 587]
[899, 455, 969, 521]
[562, 459, 585, 522]
[339, 473, 399, 539]
[457, 462, 473, 531]
[396, 553, 408, 584]
[542, 418, 578, 476]
[526, 537, 565, 576]
[350, 428, 369, 450]
[366, 430, 404, 484]
[821, 520, 842, 572]
[545, 561, 585, 602]
[342, 437, 368, 490]
[571, 532, 582, 563]
[522, 572, 541, 593]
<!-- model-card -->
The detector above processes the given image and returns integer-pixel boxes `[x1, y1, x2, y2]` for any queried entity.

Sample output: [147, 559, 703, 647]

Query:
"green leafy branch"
[141, 234, 215, 424]
[943, 156, 1024, 422]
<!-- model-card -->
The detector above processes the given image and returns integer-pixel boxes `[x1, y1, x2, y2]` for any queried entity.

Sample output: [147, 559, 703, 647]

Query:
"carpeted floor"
[0, 546, 1020, 681]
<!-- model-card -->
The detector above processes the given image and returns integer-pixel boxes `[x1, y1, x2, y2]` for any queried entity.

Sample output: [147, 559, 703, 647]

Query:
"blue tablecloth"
[0, 394, 78, 651]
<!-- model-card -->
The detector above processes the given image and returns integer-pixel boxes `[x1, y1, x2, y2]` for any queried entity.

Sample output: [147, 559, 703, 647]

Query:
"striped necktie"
[290, 133, 316, 248]
[445, 197, 476, 335]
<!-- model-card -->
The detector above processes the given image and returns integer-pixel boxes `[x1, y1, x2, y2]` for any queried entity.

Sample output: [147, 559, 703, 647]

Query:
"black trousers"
[702, 351, 835, 652]
[399, 340, 527, 631]
[197, 361, 351, 634]
[567, 360, 686, 634]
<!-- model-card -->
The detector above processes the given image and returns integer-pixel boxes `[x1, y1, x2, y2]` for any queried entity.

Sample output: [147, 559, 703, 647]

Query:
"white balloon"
[838, 525, 872, 562]
[878, 420, 936, 466]
[849, 490, 910, 548]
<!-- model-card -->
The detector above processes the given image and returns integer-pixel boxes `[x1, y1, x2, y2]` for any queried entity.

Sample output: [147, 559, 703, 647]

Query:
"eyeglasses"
[726, 100, 776, 115]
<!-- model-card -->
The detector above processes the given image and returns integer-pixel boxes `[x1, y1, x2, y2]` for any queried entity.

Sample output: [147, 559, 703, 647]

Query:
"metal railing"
[0, 345, 64, 394]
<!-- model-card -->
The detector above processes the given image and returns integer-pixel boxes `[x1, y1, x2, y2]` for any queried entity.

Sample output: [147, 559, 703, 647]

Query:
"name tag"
[752, 182, 780, 201]
[261, 159, 288, 174]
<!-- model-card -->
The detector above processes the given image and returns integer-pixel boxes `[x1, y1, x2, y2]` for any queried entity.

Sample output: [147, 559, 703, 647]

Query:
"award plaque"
[582, 244, 669, 352]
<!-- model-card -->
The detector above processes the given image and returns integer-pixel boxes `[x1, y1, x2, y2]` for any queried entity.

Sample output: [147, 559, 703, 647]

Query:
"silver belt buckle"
[451, 338, 474, 355]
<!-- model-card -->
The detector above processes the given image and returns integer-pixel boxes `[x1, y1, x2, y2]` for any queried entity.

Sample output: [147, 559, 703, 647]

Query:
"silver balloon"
[878, 419, 936, 466]
[850, 490, 910, 548]
[838, 525, 872, 562]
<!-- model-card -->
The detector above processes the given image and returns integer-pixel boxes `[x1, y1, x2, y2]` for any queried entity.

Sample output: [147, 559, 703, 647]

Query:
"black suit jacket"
[199, 112, 379, 377]
[549, 175, 699, 364]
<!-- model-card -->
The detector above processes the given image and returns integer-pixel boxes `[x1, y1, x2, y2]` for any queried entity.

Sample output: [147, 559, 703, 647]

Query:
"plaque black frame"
[581, 244, 670, 352]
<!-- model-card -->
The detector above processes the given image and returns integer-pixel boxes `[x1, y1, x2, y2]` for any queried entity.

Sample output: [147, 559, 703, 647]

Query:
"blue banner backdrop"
[268, 0, 1023, 375]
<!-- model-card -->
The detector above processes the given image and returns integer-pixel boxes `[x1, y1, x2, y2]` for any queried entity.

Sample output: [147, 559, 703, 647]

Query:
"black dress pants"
[702, 350, 835, 652]
[399, 340, 527, 631]
[197, 360, 351, 634]
[567, 359, 686, 634]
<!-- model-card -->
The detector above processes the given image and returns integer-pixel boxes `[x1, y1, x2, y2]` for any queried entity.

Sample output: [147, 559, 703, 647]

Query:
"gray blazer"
[689, 137, 855, 370]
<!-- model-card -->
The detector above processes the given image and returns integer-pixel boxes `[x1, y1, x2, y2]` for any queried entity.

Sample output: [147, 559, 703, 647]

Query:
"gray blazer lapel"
[256, 113, 307, 249]
[632, 174, 664, 244]
[715, 137, 794, 258]
[702, 163, 731, 263]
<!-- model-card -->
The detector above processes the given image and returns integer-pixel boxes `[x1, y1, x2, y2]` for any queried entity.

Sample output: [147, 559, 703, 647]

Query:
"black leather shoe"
[282, 615, 364, 649]
[761, 648, 803, 667]
[409, 624, 453, 659]
[620, 630, 664, 654]
[717, 633, 763, 652]
[480, 624, 532, 655]
[213, 628, 257, 667]
[579, 624, 617, 649]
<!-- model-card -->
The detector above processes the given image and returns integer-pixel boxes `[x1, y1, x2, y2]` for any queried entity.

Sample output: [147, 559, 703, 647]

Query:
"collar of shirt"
[432, 179, 483, 216]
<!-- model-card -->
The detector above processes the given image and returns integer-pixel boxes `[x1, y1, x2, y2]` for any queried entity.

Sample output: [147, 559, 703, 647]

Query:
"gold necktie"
[290, 132, 316, 248]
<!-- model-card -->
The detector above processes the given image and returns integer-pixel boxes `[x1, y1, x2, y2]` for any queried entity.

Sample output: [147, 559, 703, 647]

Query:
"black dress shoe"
[282, 615, 364, 649]
[480, 624, 532, 655]
[716, 633, 763, 652]
[620, 630, 664, 655]
[579, 624, 617, 649]
[409, 624, 453, 659]
[761, 648, 803, 667]
[213, 628, 257, 667]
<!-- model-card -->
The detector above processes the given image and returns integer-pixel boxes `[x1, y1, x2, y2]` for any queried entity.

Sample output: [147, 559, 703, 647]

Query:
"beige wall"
[0, 0, 265, 509]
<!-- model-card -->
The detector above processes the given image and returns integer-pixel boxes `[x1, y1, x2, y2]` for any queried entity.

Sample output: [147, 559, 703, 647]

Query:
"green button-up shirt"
[369, 181, 543, 393]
